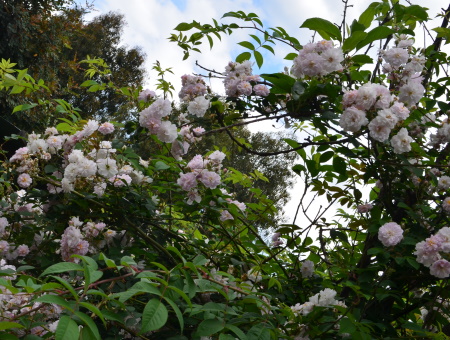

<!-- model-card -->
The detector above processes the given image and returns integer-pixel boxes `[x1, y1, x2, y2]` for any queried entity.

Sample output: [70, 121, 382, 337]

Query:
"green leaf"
[40, 262, 83, 277]
[80, 80, 98, 87]
[163, 297, 184, 333]
[12, 103, 37, 113]
[432, 27, 450, 42]
[356, 26, 394, 50]
[166, 246, 185, 263]
[74, 311, 101, 340]
[141, 299, 168, 333]
[224, 324, 247, 340]
[236, 52, 252, 63]
[333, 157, 347, 178]
[49, 276, 79, 301]
[404, 5, 428, 21]
[320, 151, 334, 163]
[249, 34, 261, 45]
[238, 41, 255, 50]
[292, 81, 305, 100]
[358, 2, 378, 28]
[284, 52, 298, 60]
[220, 335, 236, 340]
[55, 316, 79, 340]
[261, 44, 275, 54]
[247, 324, 270, 340]
[197, 319, 224, 337]
[44, 164, 58, 174]
[174, 23, 193, 31]
[0, 322, 24, 331]
[154, 161, 170, 170]
[79, 302, 106, 326]
[254, 50, 263, 68]
[0, 333, 19, 340]
[406, 257, 420, 270]
[10, 85, 25, 94]
[102, 310, 124, 323]
[55, 122, 74, 133]
[306, 159, 319, 177]
[79, 327, 97, 340]
[193, 255, 208, 266]
[300, 18, 342, 41]
[339, 317, 356, 334]
[99, 253, 117, 268]
[167, 285, 192, 307]
[260, 73, 295, 94]
[34, 294, 74, 312]
[222, 12, 240, 19]
[351, 54, 373, 64]
[343, 31, 368, 52]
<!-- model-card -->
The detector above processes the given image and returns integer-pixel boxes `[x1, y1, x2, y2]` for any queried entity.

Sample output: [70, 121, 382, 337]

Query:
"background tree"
[0, 2, 146, 132]
[188, 125, 298, 229]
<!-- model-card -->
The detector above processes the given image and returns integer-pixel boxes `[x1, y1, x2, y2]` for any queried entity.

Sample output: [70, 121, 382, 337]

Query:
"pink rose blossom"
[253, 84, 270, 96]
[16, 245, 30, 257]
[430, 259, 450, 278]
[220, 210, 234, 221]
[199, 170, 221, 189]
[357, 203, 373, 213]
[378, 222, 403, 247]
[110, 174, 132, 187]
[138, 89, 156, 102]
[17, 173, 32, 188]
[98, 122, 115, 135]
[177, 172, 198, 191]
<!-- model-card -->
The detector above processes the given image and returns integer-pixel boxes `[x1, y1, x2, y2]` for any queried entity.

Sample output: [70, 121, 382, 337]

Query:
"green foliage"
[1, 1, 450, 339]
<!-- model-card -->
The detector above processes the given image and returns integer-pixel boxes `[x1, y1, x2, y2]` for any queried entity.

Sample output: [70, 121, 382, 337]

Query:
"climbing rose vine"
[1, 1, 450, 339]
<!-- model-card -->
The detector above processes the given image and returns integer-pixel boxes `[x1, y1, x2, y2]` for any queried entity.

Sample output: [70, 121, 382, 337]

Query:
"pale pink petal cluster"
[177, 152, 227, 204]
[139, 98, 178, 143]
[382, 47, 409, 69]
[357, 203, 373, 214]
[398, 81, 425, 107]
[378, 222, 403, 247]
[187, 96, 210, 117]
[339, 106, 368, 132]
[98, 122, 115, 135]
[138, 89, 156, 102]
[300, 260, 315, 278]
[292, 40, 343, 78]
[60, 218, 112, 262]
[414, 228, 450, 278]
[17, 173, 32, 188]
[223, 61, 268, 97]
[291, 288, 344, 316]
[390, 128, 413, 154]
[220, 210, 234, 221]
[179, 74, 207, 101]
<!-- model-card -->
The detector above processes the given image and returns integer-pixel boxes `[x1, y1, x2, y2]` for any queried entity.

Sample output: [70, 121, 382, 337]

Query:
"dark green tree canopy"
[0, 2, 146, 132]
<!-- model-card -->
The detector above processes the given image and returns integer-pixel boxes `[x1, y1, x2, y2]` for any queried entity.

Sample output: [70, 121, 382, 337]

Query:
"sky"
[80, 0, 448, 225]
[82, 0, 446, 94]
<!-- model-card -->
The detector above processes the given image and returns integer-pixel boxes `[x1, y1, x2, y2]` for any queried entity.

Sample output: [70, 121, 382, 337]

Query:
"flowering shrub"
[1, 1, 450, 339]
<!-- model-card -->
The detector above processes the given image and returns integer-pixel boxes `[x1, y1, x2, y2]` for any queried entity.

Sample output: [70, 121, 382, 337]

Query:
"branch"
[423, 3, 450, 87]
[197, 112, 290, 137]
[340, 0, 353, 42]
